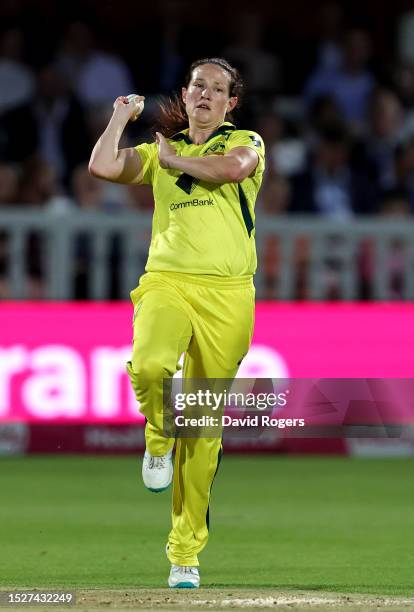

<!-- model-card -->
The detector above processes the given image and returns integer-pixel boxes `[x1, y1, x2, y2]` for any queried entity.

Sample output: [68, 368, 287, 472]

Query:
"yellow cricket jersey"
[133, 121, 265, 277]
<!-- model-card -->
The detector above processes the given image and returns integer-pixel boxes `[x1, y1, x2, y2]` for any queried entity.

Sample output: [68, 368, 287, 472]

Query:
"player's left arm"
[155, 132, 259, 183]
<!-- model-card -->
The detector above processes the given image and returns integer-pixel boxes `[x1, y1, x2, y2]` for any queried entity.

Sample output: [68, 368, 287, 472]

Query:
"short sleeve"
[226, 130, 265, 175]
[133, 142, 158, 185]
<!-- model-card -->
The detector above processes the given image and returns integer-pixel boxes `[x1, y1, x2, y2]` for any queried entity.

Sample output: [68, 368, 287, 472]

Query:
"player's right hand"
[112, 94, 145, 123]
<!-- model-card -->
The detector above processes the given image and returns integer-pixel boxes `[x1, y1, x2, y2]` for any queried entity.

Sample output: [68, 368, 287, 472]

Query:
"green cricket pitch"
[0, 455, 413, 610]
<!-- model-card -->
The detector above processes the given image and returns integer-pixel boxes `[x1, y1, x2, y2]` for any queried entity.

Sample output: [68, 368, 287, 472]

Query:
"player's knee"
[130, 356, 170, 385]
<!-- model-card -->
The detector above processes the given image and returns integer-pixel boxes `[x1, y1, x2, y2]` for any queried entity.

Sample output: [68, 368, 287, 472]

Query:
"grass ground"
[0, 455, 413, 609]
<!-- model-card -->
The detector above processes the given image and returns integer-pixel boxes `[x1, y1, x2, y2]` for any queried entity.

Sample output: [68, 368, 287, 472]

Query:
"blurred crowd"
[1, 1, 414, 298]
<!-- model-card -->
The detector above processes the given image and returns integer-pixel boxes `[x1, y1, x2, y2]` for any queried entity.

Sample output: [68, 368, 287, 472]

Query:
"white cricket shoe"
[168, 565, 200, 588]
[142, 450, 173, 492]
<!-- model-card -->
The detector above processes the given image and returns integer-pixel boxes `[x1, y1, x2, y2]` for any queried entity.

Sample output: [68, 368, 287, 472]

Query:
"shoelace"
[148, 455, 167, 470]
[175, 566, 198, 576]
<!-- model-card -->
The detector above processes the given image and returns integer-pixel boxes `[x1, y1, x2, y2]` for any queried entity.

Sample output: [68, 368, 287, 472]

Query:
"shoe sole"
[146, 483, 171, 493]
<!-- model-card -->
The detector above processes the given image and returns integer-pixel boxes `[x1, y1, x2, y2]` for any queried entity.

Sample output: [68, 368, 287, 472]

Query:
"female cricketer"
[89, 57, 265, 588]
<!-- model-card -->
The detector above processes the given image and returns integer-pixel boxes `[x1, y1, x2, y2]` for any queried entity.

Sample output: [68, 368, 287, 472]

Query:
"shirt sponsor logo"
[203, 141, 226, 155]
[249, 135, 262, 147]
[170, 198, 214, 211]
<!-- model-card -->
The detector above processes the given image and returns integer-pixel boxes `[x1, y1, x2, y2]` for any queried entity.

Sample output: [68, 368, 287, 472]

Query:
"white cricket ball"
[127, 94, 144, 115]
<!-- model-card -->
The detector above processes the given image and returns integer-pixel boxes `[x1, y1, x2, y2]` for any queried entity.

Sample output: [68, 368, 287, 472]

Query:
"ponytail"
[153, 94, 188, 139]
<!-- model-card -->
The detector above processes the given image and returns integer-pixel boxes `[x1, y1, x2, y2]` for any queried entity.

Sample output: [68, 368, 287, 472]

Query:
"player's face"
[182, 64, 237, 126]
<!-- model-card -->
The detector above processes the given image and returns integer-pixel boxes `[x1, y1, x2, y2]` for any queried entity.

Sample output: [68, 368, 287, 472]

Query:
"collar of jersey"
[170, 122, 236, 145]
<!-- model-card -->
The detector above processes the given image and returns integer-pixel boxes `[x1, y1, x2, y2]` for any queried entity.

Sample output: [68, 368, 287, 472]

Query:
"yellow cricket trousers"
[126, 271, 255, 566]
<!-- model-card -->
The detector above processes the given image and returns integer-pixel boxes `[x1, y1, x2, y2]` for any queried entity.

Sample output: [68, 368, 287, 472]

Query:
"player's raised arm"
[88, 95, 145, 184]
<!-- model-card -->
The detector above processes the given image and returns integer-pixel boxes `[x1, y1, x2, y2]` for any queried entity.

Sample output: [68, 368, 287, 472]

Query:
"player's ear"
[227, 96, 238, 113]
[182, 87, 187, 104]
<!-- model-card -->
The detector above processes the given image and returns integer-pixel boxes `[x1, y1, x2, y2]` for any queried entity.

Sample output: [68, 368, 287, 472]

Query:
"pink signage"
[0, 302, 413, 424]
[248, 303, 414, 378]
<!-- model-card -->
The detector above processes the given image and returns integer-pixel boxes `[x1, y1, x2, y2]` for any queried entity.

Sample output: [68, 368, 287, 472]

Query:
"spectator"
[77, 51, 133, 112]
[397, 10, 414, 65]
[158, 2, 185, 92]
[0, 28, 34, 116]
[306, 94, 344, 145]
[254, 111, 284, 178]
[0, 163, 20, 298]
[56, 22, 94, 91]
[222, 13, 281, 95]
[379, 187, 411, 217]
[304, 28, 376, 130]
[1, 62, 91, 186]
[255, 111, 307, 178]
[72, 163, 132, 212]
[0, 163, 19, 204]
[126, 183, 155, 211]
[389, 138, 414, 212]
[17, 157, 73, 212]
[314, 2, 344, 72]
[393, 60, 414, 108]
[57, 21, 134, 110]
[291, 123, 377, 218]
[17, 157, 57, 204]
[359, 89, 405, 188]
[72, 164, 107, 210]
[259, 174, 291, 215]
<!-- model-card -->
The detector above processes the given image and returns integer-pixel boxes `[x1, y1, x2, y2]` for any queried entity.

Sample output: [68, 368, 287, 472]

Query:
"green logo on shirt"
[249, 135, 262, 147]
[203, 142, 226, 155]
[170, 198, 214, 211]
